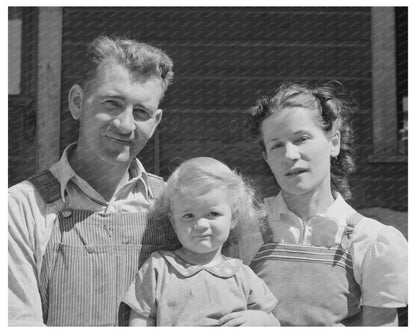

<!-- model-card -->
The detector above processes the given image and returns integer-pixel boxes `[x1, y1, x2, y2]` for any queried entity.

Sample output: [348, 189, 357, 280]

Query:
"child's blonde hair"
[154, 157, 264, 249]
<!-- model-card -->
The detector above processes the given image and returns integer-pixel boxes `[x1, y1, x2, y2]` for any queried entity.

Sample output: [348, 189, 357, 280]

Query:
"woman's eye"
[182, 213, 194, 219]
[295, 136, 309, 144]
[270, 143, 283, 150]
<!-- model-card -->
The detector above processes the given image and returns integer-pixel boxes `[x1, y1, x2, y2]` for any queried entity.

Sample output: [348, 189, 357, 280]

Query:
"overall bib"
[29, 170, 180, 326]
[250, 213, 363, 326]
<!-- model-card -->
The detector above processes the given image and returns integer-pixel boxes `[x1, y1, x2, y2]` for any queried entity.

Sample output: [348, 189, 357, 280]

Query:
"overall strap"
[259, 216, 274, 243]
[27, 169, 61, 204]
[146, 173, 166, 199]
[340, 212, 365, 250]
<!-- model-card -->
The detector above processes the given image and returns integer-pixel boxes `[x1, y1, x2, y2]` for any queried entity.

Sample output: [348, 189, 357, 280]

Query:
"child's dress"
[122, 250, 277, 326]
[250, 192, 408, 326]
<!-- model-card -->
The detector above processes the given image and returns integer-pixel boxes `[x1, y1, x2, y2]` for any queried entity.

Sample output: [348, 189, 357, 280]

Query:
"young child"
[246, 81, 408, 326]
[122, 157, 279, 326]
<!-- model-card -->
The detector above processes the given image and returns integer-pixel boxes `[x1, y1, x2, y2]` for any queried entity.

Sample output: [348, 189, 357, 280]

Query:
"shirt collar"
[52, 143, 151, 202]
[160, 251, 242, 278]
[265, 191, 355, 227]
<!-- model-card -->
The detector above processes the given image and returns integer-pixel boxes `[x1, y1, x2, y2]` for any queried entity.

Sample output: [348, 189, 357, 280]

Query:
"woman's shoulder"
[353, 213, 407, 246]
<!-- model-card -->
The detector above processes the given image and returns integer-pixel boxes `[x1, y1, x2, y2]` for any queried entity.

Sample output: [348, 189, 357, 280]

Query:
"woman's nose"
[284, 142, 300, 161]
[113, 108, 135, 134]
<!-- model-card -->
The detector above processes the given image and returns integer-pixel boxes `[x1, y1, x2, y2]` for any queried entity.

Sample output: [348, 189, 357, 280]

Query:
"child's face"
[169, 187, 235, 256]
[261, 106, 340, 198]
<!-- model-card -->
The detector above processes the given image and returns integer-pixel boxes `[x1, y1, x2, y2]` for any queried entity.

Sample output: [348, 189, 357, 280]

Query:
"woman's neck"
[282, 185, 335, 221]
[176, 247, 223, 267]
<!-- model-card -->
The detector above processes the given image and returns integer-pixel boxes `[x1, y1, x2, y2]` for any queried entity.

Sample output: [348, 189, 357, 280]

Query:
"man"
[8, 35, 180, 326]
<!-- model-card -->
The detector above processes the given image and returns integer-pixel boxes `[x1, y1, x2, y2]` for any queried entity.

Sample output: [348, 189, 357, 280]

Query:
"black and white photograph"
[7, 5, 409, 327]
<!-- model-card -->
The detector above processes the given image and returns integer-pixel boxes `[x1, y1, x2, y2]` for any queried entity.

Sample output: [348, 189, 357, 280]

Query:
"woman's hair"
[154, 157, 264, 240]
[246, 81, 357, 200]
[82, 35, 174, 94]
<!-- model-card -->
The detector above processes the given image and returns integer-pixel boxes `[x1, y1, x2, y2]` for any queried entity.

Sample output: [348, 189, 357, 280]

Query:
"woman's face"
[261, 106, 340, 198]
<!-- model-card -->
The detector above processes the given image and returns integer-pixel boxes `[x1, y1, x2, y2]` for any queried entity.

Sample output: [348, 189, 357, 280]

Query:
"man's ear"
[330, 130, 341, 157]
[149, 109, 163, 137]
[68, 84, 84, 120]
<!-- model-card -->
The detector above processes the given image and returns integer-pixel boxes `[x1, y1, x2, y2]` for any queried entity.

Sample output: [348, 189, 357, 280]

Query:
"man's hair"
[82, 35, 174, 94]
[246, 81, 357, 200]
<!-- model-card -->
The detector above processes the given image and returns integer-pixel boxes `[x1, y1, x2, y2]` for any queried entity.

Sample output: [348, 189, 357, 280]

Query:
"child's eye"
[208, 212, 221, 218]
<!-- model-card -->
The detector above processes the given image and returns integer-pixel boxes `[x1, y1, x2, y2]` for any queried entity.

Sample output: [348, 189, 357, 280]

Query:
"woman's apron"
[250, 213, 364, 326]
[30, 170, 180, 326]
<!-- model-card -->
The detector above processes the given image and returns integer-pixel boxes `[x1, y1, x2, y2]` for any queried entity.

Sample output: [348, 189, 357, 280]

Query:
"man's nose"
[113, 108, 135, 134]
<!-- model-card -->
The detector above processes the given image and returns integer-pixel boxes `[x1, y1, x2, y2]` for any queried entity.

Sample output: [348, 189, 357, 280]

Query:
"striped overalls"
[250, 213, 364, 326]
[29, 170, 180, 326]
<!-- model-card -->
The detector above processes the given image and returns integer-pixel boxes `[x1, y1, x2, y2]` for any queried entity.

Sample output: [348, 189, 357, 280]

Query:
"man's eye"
[134, 108, 150, 119]
[182, 213, 194, 219]
[105, 100, 121, 107]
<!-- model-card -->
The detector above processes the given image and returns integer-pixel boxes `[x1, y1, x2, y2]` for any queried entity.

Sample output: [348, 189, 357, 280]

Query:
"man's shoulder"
[9, 168, 59, 206]
[9, 179, 37, 200]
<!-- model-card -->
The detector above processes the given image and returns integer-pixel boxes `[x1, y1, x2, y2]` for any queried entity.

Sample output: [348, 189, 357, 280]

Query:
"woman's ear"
[68, 84, 84, 120]
[330, 130, 341, 157]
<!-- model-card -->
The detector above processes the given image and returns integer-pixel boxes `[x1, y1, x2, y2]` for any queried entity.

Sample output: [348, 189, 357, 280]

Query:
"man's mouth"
[286, 168, 308, 176]
[106, 135, 132, 144]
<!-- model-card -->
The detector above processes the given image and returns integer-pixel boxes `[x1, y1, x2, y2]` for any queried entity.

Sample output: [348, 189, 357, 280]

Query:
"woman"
[246, 82, 407, 326]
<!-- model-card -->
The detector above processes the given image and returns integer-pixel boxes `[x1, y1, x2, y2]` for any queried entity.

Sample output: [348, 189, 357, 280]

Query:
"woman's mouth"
[286, 168, 308, 176]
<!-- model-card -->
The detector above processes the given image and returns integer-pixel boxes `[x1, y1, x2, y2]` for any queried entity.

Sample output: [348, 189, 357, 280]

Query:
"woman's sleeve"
[242, 265, 278, 313]
[360, 225, 408, 308]
[121, 255, 159, 320]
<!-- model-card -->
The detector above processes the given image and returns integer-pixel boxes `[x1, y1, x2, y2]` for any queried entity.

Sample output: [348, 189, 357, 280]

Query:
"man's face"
[76, 61, 164, 167]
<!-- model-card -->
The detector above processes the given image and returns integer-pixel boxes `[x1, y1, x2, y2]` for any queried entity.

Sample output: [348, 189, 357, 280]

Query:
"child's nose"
[194, 218, 210, 229]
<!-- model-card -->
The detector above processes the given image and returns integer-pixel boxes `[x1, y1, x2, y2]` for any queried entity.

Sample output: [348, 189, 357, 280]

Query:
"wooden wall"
[59, 7, 407, 211]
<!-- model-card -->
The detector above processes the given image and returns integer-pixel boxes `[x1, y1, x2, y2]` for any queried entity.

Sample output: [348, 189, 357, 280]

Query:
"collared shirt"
[8, 143, 160, 326]
[250, 192, 408, 308]
[122, 251, 277, 326]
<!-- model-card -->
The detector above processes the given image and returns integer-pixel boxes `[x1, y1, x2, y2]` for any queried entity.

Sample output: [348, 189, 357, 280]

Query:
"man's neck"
[69, 149, 131, 202]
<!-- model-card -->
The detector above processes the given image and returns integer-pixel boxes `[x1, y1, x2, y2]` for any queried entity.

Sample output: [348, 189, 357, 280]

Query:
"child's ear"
[230, 218, 238, 230]
[168, 213, 175, 228]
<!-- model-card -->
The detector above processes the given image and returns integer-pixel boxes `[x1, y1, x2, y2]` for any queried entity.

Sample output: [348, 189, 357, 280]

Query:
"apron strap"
[340, 212, 365, 250]
[27, 169, 61, 204]
[259, 216, 274, 243]
[146, 173, 165, 199]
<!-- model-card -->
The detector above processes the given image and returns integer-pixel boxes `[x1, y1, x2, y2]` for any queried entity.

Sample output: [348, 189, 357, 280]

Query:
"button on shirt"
[8, 143, 159, 326]
[250, 192, 408, 309]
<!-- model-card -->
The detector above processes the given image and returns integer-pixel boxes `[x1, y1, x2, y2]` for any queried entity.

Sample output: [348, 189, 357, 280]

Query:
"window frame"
[369, 7, 407, 163]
